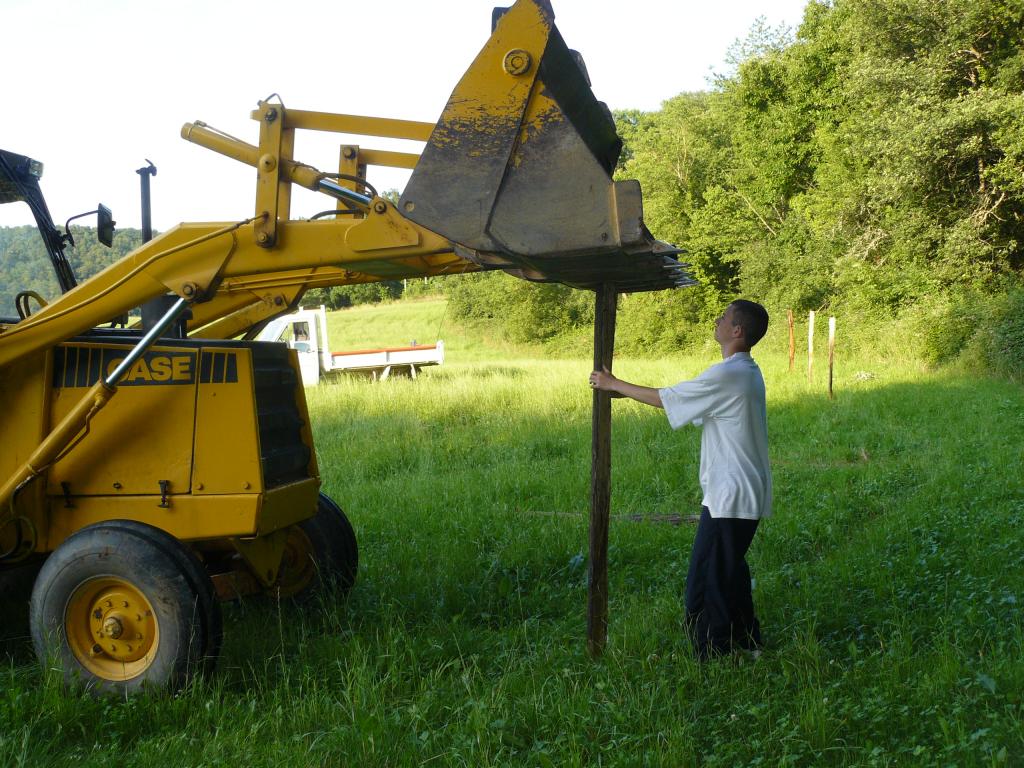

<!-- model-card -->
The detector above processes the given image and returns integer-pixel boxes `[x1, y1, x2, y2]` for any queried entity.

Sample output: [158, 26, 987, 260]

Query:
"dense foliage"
[304, 281, 404, 310]
[0, 225, 142, 317]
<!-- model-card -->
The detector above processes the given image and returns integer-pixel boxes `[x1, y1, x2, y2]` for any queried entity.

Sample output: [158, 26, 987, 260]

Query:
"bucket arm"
[0, 207, 459, 368]
[188, 253, 474, 340]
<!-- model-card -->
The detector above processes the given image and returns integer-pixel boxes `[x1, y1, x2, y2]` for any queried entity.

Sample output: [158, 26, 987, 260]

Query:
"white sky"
[2, 0, 808, 231]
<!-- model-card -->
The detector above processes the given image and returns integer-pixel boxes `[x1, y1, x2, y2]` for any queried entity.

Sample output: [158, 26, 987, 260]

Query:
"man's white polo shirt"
[658, 352, 772, 520]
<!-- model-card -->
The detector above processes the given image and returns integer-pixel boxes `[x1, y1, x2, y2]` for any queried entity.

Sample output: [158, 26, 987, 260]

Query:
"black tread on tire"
[30, 522, 209, 695]
[312, 492, 359, 593]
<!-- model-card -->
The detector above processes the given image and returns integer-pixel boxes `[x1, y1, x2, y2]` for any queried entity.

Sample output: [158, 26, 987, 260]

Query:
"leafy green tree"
[445, 271, 592, 343]
[0, 223, 141, 318]
[303, 281, 403, 309]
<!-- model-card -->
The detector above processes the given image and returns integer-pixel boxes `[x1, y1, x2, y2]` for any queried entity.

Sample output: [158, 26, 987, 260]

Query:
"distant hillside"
[0, 225, 143, 314]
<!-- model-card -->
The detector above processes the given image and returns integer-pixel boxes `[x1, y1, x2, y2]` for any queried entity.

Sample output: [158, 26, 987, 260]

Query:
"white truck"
[256, 306, 444, 386]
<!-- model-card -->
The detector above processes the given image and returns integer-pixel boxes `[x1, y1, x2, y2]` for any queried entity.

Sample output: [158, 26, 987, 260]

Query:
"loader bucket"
[400, 0, 692, 293]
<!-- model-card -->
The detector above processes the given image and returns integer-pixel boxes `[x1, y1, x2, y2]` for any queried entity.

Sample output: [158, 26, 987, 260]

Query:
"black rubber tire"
[98, 520, 222, 676]
[30, 522, 208, 695]
[272, 492, 358, 601]
[311, 492, 358, 593]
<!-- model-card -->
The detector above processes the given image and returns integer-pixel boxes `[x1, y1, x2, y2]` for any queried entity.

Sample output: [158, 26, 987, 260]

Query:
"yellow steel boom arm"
[0, 205, 462, 369]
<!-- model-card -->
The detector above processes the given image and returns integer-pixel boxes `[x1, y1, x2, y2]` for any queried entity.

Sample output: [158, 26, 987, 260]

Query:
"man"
[589, 300, 772, 659]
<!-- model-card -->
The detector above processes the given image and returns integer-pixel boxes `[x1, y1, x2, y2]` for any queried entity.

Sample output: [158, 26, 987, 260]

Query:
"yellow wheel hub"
[274, 526, 316, 598]
[65, 577, 159, 681]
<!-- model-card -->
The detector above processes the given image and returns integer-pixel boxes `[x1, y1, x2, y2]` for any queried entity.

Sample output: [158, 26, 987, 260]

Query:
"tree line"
[0, 225, 143, 318]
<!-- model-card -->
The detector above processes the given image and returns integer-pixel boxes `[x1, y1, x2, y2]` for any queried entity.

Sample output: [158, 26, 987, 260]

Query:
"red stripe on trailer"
[331, 344, 438, 357]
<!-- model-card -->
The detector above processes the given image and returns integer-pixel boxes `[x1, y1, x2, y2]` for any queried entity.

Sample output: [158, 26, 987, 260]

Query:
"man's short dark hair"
[730, 300, 769, 347]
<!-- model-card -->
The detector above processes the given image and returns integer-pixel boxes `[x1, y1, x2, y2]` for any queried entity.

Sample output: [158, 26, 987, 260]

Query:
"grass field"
[2, 299, 1022, 766]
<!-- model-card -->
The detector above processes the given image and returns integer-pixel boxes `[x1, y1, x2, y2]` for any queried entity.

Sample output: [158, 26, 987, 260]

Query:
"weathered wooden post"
[807, 310, 816, 384]
[588, 284, 617, 656]
[787, 309, 795, 372]
[828, 316, 836, 400]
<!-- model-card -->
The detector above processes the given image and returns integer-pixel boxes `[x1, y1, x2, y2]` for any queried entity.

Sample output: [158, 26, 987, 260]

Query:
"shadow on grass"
[0, 559, 40, 663]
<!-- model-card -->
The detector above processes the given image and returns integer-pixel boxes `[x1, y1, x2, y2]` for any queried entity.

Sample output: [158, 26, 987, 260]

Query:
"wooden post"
[828, 316, 836, 400]
[588, 284, 616, 656]
[787, 309, 795, 372]
[807, 310, 815, 384]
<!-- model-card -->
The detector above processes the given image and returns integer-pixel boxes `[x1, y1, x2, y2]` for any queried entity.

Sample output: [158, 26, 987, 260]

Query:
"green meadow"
[2, 298, 1022, 766]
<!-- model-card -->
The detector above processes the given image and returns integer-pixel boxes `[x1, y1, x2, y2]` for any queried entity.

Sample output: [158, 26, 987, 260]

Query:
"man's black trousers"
[684, 506, 761, 659]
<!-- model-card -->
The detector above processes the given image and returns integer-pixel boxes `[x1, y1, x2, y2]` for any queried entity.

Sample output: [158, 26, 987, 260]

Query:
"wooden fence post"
[588, 284, 616, 656]
[787, 309, 795, 372]
[807, 310, 815, 384]
[828, 316, 836, 400]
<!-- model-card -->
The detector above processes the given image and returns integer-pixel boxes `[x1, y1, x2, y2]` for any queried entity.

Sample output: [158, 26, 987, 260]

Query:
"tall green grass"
[1, 306, 1021, 766]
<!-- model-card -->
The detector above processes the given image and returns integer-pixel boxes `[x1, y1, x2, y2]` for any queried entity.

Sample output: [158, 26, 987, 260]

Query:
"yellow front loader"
[0, 0, 690, 694]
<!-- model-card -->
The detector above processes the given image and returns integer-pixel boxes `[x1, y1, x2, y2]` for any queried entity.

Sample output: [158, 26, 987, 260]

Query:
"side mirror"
[97, 204, 115, 247]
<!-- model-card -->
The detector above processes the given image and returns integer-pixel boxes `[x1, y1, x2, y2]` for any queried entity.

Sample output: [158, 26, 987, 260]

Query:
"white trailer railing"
[256, 306, 443, 385]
